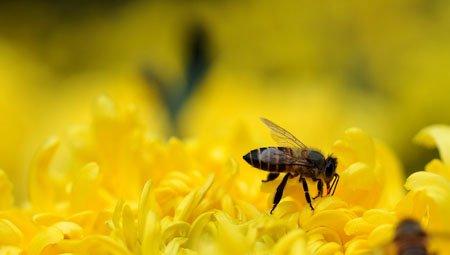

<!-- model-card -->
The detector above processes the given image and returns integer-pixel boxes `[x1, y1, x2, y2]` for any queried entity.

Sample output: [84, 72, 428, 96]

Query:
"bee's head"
[324, 155, 337, 181]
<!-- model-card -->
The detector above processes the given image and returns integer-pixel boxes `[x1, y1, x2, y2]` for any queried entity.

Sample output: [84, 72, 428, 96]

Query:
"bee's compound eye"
[325, 157, 337, 178]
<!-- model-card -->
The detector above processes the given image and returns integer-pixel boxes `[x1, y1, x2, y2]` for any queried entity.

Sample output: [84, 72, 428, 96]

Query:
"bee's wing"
[259, 147, 311, 166]
[260, 118, 307, 149]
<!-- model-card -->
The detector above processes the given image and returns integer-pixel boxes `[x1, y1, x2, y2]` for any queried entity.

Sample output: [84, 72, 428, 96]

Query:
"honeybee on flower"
[243, 118, 339, 213]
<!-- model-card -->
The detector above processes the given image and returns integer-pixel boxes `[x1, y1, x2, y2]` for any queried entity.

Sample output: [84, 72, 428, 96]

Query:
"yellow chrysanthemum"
[2, 95, 450, 254]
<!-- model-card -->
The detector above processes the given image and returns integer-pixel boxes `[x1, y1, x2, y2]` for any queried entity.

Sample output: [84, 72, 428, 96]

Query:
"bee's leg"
[313, 179, 323, 199]
[262, 172, 280, 183]
[270, 173, 291, 214]
[326, 174, 338, 195]
[325, 181, 331, 195]
[331, 174, 339, 195]
[300, 177, 314, 211]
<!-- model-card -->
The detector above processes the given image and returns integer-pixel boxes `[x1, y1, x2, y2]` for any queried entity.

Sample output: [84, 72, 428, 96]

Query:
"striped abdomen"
[243, 147, 294, 172]
[396, 242, 428, 255]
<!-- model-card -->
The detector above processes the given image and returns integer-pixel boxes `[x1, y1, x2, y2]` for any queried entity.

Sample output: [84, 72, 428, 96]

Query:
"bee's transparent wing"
[259, 147, 311, 166]
[260, 118, 307, 149]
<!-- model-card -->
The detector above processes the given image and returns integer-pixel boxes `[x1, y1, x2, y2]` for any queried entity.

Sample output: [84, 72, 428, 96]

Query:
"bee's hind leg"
[270, 173, 291, 214]
[300, 177, 314, 211]
[312, 179, 323, 200]
[262, 172, 280, 182]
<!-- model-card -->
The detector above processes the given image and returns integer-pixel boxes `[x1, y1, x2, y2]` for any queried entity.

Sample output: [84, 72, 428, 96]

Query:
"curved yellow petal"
[28, 226, 64, 255]
[302, 209, 356, 241]
[214, 211, 250, 254]
[307, 227, 342, 245]
[174, 174, 214, 222]
[51, 221, 84, 240]
[415, 125, 450, 165]
[0, 246, 22, 255]
[315, 242, 341, 255]
[32, 213, 63, 226]
[344, 238, 370, 255]
[0, 169, 13, 209]
[69, 162, 105, 212]
[366, 224, 394, 248]
[137, 180, 152, 236]
[162, 221, 190, 245]
[0, 219, 23, 246]
[333, 128, 375, 168]
[344, 218, 374, 236]
[273, 229, 307, 255]
[28, 137, 60, 211]
[164, 237, 187, 255]
[121, 205, 138, 252]
[141, 212, 161, 255]
[404, 171, 450, 203]
[425, 159, 450, 180]
[185, 211, 214, 249]
[56, 235, 131, 255]
[362, 209, 396, 226]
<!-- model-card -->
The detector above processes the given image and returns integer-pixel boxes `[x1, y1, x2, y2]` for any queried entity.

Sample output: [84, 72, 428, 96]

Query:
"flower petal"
[185, 211, 214, 249]
[315, 242, 341, 255]
[28, 137, 60, 211]
[366, 224, 394, 248]
[164, 237, 187, 255]
[69, 162, 105, 211]
[56, 235, 130, 254]
[174, 174, 214, 222]
[141, 212, 161, 254]
[121, 205, 138, 252]
[0, 219, 23, 246]
[0, 246, 22, 255]
[415, 125, 450, 165]
[51, 221, 84, 239]
[0, 169, 13, 209]
[273, 229, 307, 255]
[28, 226, 64, 255]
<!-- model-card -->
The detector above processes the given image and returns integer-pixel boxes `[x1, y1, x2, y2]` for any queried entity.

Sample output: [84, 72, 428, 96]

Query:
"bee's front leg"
[313, 179, 323, 199]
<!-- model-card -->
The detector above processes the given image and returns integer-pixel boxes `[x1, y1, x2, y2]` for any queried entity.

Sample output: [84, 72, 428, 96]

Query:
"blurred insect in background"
[243, 118, 339, 213]
[394, 219, 429, 255]
[379, 218, 450, 255]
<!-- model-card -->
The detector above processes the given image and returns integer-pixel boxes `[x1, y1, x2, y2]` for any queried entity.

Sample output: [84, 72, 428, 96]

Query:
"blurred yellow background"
[0, 0, 449, 203]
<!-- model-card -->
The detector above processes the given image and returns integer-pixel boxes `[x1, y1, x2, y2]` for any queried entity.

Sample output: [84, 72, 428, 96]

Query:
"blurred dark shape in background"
[143, 24, 210, 135]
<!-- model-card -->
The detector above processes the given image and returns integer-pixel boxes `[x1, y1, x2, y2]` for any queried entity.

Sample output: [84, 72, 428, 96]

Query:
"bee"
[393, 219, 429, 255]
[243, 118, 339, 214]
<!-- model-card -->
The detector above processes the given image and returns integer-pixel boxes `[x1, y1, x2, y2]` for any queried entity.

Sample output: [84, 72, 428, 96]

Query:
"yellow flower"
[3, 95, 450, 255]
[394, 125, 450, 254]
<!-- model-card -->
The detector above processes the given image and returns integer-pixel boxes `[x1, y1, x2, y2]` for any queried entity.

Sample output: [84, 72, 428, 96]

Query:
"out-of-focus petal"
[51, 221, 84, 239]
[0, 169, 14, 209]
[28, 137, 60, 211]
[185, 211, 214, 250]
[414, 125, 450, 165]
[366, 224, 394, 248]
[0, 219, 23, 246]
[28, 226, 64, 255]
[273, 229, 307, 255]
[0, 246, 22, 255]
[55, 235, 131, 254]
[174, 174, 214, 222]
[69, 162, 107, 212]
